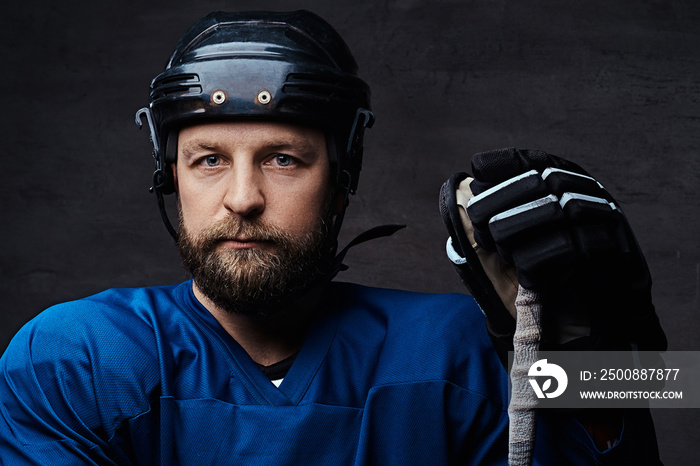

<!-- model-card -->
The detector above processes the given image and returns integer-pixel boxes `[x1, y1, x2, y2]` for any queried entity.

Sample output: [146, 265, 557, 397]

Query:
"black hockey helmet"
[136, 10, 374, 241]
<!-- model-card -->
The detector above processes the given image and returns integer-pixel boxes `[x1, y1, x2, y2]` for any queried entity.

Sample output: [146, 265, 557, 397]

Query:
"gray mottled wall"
[1, 0, 698, 463]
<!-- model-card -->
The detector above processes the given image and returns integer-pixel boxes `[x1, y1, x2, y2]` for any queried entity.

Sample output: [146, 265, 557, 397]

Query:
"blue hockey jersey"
[0, 281, 660, 464]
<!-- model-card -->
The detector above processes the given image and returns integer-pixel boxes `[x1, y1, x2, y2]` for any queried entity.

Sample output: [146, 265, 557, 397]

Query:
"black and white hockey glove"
[439, 148, 667, 364]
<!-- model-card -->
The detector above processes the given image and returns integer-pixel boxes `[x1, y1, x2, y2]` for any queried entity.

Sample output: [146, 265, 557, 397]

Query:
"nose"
[222, 164, 265, 218]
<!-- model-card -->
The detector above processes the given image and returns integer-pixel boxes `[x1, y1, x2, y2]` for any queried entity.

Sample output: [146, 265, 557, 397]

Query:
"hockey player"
[0, 10, 666, 464]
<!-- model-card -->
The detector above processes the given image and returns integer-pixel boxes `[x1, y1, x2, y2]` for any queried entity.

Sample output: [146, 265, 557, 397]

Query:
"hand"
[440, 148, 666, 353]
[468, 148, 632, 291]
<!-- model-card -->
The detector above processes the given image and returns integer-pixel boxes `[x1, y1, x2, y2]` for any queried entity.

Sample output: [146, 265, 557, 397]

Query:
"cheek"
[267, 179, 331, 233]
[177, 185, 221, 234]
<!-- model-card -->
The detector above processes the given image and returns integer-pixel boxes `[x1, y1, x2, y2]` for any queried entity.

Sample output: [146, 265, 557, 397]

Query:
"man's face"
[173, 120, 334, 316]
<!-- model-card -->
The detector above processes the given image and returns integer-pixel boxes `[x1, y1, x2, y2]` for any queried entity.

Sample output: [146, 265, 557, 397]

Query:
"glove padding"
[440, 148, 667, 363]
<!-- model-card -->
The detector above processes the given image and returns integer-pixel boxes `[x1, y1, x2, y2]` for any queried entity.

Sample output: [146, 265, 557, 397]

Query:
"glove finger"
[466, 170, 549, 251]
[470, 148, 590, 195]
[488, 195, 563, 261]
[543, 167, 612, 201]
[561, 194, 649, 294]
[487, 196, 576, 288]
[561, 194, 630, 258]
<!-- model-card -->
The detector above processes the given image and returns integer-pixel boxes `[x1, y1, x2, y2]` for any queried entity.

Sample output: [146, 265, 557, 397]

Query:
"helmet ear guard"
[159, 130, 179, 195]
[343, 108, 375, 194]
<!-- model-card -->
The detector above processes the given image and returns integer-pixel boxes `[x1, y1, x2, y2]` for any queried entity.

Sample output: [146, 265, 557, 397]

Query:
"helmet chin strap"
[153, 184, 179, 242]
[136, 107, 179, 242]
[327, 223, 406, 280]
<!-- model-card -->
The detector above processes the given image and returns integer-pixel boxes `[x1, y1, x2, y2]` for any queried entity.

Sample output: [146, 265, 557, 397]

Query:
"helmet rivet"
[257, 89, 271, 105]
[212, 90, 226, 105]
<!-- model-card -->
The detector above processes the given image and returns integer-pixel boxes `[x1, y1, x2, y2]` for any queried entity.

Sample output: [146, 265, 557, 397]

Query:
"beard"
[177, 210, 333, 318]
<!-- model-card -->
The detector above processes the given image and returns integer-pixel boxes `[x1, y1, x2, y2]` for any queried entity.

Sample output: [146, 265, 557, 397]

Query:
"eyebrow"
[179, 138, 322, 158]
[179, 140, 220, 156]
[264, 140, 320, 154]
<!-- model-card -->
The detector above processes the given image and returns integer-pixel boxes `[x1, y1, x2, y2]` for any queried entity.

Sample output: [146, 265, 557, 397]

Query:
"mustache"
[194, 216, 292, 249]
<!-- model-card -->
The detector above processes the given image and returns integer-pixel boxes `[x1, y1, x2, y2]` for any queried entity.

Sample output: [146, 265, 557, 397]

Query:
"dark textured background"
[2, 0, 698, 463]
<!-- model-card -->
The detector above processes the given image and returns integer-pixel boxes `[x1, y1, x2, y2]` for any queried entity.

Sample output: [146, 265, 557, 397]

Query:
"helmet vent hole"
[257, 90, 271, 105]
[212, 90, 226, 104]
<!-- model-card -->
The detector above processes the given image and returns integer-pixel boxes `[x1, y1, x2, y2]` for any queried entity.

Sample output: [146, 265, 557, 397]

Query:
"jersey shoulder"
[329, 281, 488, 345]
[0, 283, 188, 444]
[325, 282, 506, 403]
[5, 283, 184, 367]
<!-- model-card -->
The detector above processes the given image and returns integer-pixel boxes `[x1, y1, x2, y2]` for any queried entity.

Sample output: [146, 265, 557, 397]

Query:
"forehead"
[176, 120, 327, 154]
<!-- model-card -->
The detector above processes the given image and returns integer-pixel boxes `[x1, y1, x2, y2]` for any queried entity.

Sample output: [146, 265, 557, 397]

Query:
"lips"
[218, 237, 272, 250]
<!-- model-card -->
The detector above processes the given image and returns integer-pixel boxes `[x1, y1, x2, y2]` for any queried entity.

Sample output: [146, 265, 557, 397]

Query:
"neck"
[192, 281, 322, 366]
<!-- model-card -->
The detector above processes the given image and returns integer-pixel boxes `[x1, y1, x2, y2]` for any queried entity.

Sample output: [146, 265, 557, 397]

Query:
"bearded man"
[0, 10, 665, 465]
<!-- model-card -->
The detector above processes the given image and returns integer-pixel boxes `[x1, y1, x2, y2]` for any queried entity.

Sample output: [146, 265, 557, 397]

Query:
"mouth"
[218, 237, 272, 250]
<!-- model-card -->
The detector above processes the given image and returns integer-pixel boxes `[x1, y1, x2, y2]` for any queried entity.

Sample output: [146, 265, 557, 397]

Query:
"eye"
[275, 155, 293, 167]
[203, 155, 221, 167]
